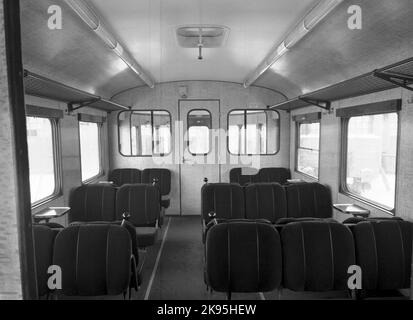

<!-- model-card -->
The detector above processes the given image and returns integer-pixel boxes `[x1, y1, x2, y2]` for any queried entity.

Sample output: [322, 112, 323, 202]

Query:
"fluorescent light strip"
[243, 0, 344, 88]
[65, 0, 154, 88]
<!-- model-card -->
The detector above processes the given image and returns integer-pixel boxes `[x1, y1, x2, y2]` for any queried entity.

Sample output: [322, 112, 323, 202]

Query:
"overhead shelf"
[23, 70, 130, 113]
[271, 57, 413, 112]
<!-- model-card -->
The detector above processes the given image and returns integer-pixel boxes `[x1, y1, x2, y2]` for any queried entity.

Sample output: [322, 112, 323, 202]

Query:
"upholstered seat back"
[201, 183, 245, 221]
[109, 168, 141, 187]
[53, 224, 131, 296]
[69, 184, 117, 223]
[116, 184, 160, 227]
[245, 183, 287, 223]
[281, 221, 355, 291]
[205, 220, 282, 293]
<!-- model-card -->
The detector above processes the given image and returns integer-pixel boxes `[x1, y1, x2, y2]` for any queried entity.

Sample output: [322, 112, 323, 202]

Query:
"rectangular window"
[228, 109, 280, 155]
[296, 122, 320, 179]
[118, 110, 172, 156]
[187, 109, 212, 155]
[343, 113, 398, 210]
[79, 121, 103, 182]
[27, 116, 61, 205]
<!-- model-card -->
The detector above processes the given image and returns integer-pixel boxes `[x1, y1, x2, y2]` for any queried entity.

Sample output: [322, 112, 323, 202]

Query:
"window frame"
[227, 108, 280, 156]
[27, 114, 63, 208]
[186, 108, 212, 156]
[78, 120, 105, 184]
[117, 109, 172, 157]
[295, 120, 321, 180]
[339, 112, 400, 214]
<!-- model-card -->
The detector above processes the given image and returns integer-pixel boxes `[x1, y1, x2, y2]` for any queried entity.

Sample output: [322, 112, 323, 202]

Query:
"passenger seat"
[116, 184, 161, 248]
[33, 224, 59, 298]
[281, 220, 355, 293]
[350, 219, 412, 297]
[68, 184, 117, 223]
[284, 182, 332, 219]
[53, 224, 136, 298]
[205, 220, 282, 299]
[244, 183, 287, 223]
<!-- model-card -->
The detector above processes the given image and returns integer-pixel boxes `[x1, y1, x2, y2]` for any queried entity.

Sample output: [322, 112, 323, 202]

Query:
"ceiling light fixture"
[243, 0, 344, 88]
[65, 0, 154, 88]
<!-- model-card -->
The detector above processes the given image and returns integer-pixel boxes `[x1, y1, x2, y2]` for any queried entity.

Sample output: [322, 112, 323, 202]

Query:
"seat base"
[135, 227, 158, 247]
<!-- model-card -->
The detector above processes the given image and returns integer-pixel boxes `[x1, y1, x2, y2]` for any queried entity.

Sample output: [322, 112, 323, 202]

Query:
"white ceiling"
[21, 0, 413, 99]
[89, 0, 317, 84]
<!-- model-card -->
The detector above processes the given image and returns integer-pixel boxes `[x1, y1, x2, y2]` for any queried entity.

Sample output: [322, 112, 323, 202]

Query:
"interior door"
[179, 100, 220, 215]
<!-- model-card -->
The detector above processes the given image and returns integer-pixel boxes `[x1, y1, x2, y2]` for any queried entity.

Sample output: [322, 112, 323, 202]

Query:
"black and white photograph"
[0, 0, 413, 308]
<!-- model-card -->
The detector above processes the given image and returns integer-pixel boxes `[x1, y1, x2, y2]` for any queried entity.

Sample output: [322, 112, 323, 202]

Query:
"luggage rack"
[271, 57, 413, 112]
[23, 70, 131, 113]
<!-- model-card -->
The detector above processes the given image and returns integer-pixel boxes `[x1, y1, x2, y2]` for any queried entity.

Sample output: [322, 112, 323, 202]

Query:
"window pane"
[228, 110, 279, 155]
[188, 110, 211, 154]
[131, 111, 152, 156]
[299, 122, 320, 150]
[228, 110, 244, 154]
[297, 148, 319, 178]
[79, 121, 101, 182]
[27, 117, 56, 204]
[297, 122, 320, 179]
[153, 111, 171, 155]
[119, 110, 171, 156]
[346, 113, 398, 209]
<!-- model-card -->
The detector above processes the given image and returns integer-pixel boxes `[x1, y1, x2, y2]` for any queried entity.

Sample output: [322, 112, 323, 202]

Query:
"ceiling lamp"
[243, 0, 344, 88]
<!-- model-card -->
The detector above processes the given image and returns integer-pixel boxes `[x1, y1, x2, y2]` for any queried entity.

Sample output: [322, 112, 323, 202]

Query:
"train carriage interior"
[1, 0, 413, 302]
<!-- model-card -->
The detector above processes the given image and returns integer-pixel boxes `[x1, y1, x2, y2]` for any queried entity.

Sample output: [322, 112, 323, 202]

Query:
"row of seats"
[69, 183, 161, 247]
[229, 167, 291, 186]
[33, 222, 138, 298]
[109, 168, 171, 209]
[201, 182, 332, 227]
[205, 218, 412, 299]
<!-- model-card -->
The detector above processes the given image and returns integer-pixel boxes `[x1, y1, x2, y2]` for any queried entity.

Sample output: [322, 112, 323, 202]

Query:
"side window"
[296, 121, 320, 179]
[118, 110, 172, 156]
[27, 116, 61, 205]
[187, 109, 211, 155]
[227, 109, 280, 155]
[79, 121, 103, 182]
[343, 112, 398, 210]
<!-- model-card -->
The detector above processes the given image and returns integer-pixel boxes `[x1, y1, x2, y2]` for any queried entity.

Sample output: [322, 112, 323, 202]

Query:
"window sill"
[338, 191, 395, 217]
[31, 192, 63, 214]
[82, 171, 105, 185]
[294, 170, 319, 182]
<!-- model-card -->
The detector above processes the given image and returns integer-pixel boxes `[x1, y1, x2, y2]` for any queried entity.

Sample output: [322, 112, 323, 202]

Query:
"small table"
[333, 204, 370, 217]
[33, 207, 70, 223]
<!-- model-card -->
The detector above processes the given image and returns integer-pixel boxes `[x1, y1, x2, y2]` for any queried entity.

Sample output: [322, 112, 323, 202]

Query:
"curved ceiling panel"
[20, 0, 413, 99]
[256, 0, 413, 98]
[20, 0, 145, 98]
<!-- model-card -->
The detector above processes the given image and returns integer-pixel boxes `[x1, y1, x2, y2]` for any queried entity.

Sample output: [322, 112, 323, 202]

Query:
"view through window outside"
[228, 110, 279, 155]
[346, 113, 398, 209]
[119, 110, 171, 156]
[27, 116, 56, 204]
[79, 121, 101, 182]
[297, 122, 320, 178]
[188, 110, 211, 155]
